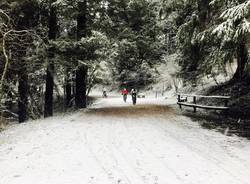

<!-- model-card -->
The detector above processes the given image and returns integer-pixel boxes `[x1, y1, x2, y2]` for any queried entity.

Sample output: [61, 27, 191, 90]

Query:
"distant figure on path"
[121, 88, 129, 102]
[102, 88, 107, 98]
[131, 89, 137, 105]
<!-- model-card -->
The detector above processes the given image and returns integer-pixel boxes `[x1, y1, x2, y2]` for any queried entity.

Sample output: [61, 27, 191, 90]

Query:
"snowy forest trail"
[1, 96, 250, 184]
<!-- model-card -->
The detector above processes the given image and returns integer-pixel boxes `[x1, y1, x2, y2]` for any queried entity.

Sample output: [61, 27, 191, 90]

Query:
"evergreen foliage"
[0, 0, 249, 122]
[160, 0, 249, 85]
[0, 0, 164, 122]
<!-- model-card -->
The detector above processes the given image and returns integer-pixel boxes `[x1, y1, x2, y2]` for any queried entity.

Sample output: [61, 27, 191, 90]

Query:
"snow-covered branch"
[221, 1, 250, 22]
[212, 1, 250, 43]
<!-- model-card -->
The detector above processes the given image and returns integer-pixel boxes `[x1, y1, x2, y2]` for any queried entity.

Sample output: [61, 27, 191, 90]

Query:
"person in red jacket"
[121, 88, 129, 102]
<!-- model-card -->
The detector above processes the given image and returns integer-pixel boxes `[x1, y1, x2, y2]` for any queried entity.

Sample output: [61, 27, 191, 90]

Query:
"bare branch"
[0, 29, 36, 102]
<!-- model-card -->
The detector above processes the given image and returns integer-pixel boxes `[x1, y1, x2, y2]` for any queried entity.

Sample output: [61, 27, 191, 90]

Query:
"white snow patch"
[0, 96, 250, 184]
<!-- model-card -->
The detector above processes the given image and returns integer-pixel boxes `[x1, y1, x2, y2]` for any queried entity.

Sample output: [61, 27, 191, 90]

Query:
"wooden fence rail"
[177, 94, 231, 113]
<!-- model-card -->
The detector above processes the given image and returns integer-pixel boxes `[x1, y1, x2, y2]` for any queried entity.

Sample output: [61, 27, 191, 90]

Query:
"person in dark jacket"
[102, 88, 107, 98]
[131, 89, 137, 105]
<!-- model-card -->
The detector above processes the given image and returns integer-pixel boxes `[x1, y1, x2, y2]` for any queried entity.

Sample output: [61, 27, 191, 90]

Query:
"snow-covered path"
[1, 96, 250, 184]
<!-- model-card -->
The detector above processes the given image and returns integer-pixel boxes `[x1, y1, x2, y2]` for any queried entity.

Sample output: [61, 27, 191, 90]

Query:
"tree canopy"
[0, 0, 249, 122]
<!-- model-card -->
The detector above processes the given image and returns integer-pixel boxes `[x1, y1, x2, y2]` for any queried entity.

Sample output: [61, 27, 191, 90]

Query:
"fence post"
[178, 94, 182, 109]
[193, 96, 197, 113]
[224, 98, 229, 117]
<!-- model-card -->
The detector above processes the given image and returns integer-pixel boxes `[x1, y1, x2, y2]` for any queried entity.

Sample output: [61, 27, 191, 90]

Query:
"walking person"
[131, 89, 137, 105]
[102, 88, 107, 98]
[121, 88, 129, 102]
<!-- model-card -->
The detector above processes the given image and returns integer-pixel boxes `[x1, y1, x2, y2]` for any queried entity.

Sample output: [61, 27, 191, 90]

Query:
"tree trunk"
[65, 67, 72, 107]
[197, 0, 209, 30]
[44, 2, 57, 117]
[75, 0, 88, 109]
[77, 0, 87, 39]
[18, 62, 28, 123]
[75, 65, 88, 108]
[233, 42, 248, 80]
[44, 58, 54, 117]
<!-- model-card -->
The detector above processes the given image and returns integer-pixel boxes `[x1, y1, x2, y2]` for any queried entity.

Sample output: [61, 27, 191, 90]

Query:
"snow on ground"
[0, 95, 250, 184]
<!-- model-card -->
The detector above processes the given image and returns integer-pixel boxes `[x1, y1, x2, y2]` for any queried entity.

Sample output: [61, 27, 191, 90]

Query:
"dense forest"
[0, 0, 249, 123]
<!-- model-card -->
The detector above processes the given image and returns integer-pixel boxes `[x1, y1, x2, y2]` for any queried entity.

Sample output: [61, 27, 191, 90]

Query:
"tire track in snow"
[82, 123, 121, 184]
[108, 119, 147, 184]
[116, 117, 184, 184]
[83, 117, 145, 184]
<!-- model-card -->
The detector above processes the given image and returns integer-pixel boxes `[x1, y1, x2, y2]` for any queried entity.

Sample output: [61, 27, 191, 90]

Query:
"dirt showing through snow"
[0, 96, 250, 184]
[86, 104, 174, 117]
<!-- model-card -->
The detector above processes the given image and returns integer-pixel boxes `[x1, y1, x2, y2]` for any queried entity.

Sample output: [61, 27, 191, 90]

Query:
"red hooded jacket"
[121, 89, 129, 95]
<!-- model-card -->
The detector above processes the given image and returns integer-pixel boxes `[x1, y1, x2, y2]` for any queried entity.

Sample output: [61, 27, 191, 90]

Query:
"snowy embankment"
[0, 95, 250, 184]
